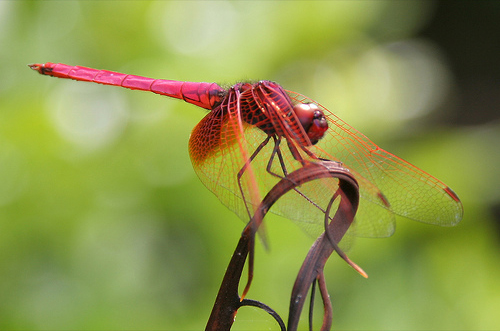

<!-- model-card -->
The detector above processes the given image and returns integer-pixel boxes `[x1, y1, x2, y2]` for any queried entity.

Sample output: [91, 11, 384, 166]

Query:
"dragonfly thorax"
[236, 81, 328, 146]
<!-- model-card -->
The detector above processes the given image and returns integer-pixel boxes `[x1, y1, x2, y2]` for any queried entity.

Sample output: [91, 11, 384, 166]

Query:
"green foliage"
[1, 1, 499, 329]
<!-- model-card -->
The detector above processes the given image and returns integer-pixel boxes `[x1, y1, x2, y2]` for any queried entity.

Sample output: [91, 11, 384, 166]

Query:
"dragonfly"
[29, 62, 463, 244]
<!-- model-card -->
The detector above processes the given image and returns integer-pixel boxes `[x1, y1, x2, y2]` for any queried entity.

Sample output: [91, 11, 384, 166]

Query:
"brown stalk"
[205, 161, 360, 331]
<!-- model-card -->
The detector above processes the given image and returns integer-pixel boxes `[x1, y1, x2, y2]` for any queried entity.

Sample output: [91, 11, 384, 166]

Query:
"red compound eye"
[293, 103, 328, 145]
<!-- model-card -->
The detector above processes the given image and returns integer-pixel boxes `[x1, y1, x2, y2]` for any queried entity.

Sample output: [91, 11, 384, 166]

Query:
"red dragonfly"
[30, 63, 463, 243]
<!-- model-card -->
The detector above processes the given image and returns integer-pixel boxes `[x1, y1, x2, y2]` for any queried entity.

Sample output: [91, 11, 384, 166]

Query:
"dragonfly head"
[293, 103, 328, 145]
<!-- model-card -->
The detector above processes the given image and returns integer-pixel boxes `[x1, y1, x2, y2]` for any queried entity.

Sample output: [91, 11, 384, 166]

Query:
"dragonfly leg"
[265, 137, 322, 206]
[285, 138, 308, 166]
[266, 136, 314, 183]
[235, 135, 274, 298]
[266, 137, 306, 191]
[236, 135, 299, 298]
[237, 135, 273, 220]
[271, 139, 339, 222]
[265, 136, 292, 179]
[266, 136, 284, 176]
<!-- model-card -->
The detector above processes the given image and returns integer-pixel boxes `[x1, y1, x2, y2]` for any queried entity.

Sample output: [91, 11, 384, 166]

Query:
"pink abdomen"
[30, 62, 224, 110]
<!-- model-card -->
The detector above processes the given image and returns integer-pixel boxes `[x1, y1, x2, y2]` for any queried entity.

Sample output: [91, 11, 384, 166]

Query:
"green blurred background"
[1, 1, 499, 330]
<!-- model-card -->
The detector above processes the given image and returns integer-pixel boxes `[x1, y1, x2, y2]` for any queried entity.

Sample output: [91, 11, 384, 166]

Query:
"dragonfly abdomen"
[29, 63, 224, 110]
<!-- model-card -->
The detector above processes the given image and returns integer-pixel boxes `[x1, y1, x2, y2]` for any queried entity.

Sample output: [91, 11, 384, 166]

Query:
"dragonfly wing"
[287, 91, 463, 236]
[189, 89, 269, 223]
[190, 86, 396, 241]
[190, 86, 462, 243]
[189, 90, 341, 239]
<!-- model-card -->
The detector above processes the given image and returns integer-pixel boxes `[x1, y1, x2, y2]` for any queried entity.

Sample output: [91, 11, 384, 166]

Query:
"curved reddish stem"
[206, 161, 360, 331]
[287, 161, 362, 331]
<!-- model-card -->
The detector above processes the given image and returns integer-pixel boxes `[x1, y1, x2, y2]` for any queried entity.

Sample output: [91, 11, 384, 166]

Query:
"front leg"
[237, 135, 273, 219]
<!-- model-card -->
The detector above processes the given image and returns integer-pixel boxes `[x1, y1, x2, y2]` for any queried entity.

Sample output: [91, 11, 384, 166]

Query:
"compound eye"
[293, 103, 320, 131]
[292, 103, 328, 145]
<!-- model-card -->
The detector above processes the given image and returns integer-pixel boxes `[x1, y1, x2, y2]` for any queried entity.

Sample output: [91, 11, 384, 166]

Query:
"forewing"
[189, 86, 462, 243]
[287, 91, 463, 237]
[188, 87, 349, 240]
[189, 90, 267, 223]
